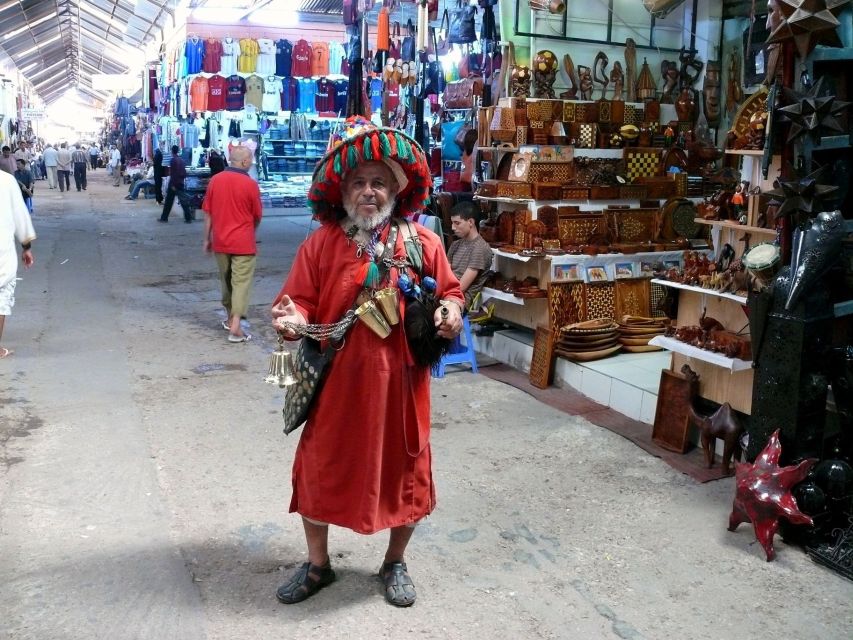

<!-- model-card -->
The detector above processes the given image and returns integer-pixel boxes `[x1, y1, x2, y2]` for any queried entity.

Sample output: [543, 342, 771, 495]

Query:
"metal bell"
[264, 348, 297, 387]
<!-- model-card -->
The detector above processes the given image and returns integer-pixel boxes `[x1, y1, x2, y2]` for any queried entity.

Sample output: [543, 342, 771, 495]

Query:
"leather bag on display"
[444, 76, 484, 109]
[449, 0, 477, 45]
[401, 19, 416, 62]
[436, 10, 451, 55]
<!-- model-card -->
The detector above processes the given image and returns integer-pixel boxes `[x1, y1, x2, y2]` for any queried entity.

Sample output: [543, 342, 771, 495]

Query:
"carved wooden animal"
[686, 398, 744, 475]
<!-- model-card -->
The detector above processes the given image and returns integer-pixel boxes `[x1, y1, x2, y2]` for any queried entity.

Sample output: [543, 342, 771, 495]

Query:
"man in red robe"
[271, 117, 464, 607]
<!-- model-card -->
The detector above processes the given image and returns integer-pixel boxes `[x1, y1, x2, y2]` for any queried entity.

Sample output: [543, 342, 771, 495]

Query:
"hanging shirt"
[244, 75, 264, 111]
[369, 78, 383, 113]
[225, 75, 246, 111]
[311, 42, 330, 77]
[181, 122, 200, 149]
[333, 79, 348, 114]
[185, 37, 205, 75]
[262, 76, 281, 113]
[190, 76, 209, 112]
[275, 39, 293, 77]
[221, 37, 239, 76]
[203, 38, 223, 73]
[328, 41, 346, 75]
[238, 38, 259, 73]
[315, 77, 336, 113]
[297, 78, 316, 113]
[291, 40, 313, 78]
[207, 74, 227, 111]
[256, 38, 277, 75]
[280, 77, 298, 112]
[241, 105, 260, 133]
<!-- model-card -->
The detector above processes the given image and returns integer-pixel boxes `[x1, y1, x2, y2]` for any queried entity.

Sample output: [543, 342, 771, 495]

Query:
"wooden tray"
[622, 344, 663, 353]
[555, 345, 621, 361]
[652, 368, 699, 454]
[529, 325, 556, 389]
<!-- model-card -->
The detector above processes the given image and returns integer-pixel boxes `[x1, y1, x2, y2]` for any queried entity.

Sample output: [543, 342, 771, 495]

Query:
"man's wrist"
[21, 242, 31, 251]
[439, 299, 463, 314]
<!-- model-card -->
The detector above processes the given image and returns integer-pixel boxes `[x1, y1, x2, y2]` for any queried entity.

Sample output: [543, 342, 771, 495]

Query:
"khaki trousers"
[46, 166, 57, 189]
[215, 253, 256, 319]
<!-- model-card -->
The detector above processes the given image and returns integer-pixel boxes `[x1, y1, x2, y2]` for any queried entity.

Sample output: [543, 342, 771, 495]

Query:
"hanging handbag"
[444, 76, 483, 109]
[449, 0, 477, 45]
[401, 19, 416, 62]
[428, 0, 439, 21]
[436, 10, 451, 55]
[282, 337, 336, 434]
[441, 119, 466, 161]
[389, 22, 402, 60]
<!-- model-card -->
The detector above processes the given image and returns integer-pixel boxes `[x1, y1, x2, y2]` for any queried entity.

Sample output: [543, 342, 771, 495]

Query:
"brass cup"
[355, 300, 392, 339]
[373, 287, 400, 325]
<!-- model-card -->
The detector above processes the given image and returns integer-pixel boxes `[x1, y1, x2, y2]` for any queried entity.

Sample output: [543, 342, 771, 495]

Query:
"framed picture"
[639, 261, 655, 276]
[586, 265, 608, 282]
[552, 263, 581, 282]
[743, 18, 770, 87]
[664, 260, 681, 270]
[615, 263, 635, 279]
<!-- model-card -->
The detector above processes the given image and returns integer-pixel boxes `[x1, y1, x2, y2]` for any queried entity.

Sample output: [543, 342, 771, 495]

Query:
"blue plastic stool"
[432, 315, 478, 377]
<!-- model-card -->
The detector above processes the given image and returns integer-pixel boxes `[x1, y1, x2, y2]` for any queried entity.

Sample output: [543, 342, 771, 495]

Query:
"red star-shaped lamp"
[728, 429, 817, 561]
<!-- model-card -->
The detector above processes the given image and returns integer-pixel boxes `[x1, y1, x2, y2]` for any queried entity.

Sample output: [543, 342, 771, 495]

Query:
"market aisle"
[0, 172, 207, 639]
[0, 172, 852, 640]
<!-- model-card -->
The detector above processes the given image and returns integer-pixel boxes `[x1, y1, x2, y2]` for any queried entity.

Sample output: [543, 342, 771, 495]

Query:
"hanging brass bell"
[264, 348, 297, 387]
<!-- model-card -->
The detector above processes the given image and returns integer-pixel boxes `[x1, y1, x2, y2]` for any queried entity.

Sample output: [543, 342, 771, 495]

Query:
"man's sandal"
[276, 561, 336, 604]
[379, 561, 416, 607]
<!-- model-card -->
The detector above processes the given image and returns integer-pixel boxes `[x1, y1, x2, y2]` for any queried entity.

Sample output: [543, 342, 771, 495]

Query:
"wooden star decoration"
[728, 430, 816, 561]
[776, 77, 851, 144]
[766, 0, 850, 59]
[764, 165, 837, 219]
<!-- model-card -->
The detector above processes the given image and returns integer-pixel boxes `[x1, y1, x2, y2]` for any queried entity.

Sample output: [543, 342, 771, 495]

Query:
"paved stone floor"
[1, 171, 851, 640]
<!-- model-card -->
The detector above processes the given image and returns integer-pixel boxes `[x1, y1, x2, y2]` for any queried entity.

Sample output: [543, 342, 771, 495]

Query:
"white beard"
[343, 199, 395, 232]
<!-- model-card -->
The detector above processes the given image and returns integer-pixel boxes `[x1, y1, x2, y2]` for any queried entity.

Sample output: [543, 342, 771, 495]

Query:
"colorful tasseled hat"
[308, 116, 433, 220]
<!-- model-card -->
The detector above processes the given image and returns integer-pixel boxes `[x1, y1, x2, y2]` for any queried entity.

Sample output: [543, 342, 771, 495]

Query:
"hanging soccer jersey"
[221, 37, 239, 76]
[297, 78, 315, 112]
[315, 77, 336, 113]
[256, 38, 276, 75]
[225, 75, 246, 111]
[276, 39, 293, 77]
[280, 77, 298, 112]
[207, 74, 227, 111]
[262, 76, 281, 113]
[328, 41, 346, 75]
[311, 42, 330, 77]
[203, 38, 222, 73]
[185, 37, 205, 75]
[244, 74, 264, 110]
[241, 105, 259, 133]
[238, 38, 259, 73]
[369, 78, 383, 113]
[189, 76, 209, 112]
[333, 79, 348, 114]
[291, 40, 313, 78]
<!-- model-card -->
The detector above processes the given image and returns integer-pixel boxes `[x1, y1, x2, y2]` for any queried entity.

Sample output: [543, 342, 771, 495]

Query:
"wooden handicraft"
[583, 282, 615, 320]
[513, 209, 533, 246]
[609, 208, 658, 243]
[529, 325, 557, 389]
[624, 147, 662, 182]
[652, 367, 700, 453]
[548, 282, 587, 329]
[558, 213, 606, 246]
[614, 278, 651, 319]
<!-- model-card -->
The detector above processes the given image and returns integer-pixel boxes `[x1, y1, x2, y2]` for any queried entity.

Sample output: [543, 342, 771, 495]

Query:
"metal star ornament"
[728, 430, 817, 561]
[776, 77, 851, 144]
[766, 0, 849, 60]
[764, 165, 837, 219]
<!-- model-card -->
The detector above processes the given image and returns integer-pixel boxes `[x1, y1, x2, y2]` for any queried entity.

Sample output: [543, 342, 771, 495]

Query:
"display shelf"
[724, 149, 764, 156]
[651, 278, 747, 304]
[480, 146, 519, 154]
[481, 287, 527, 305]
[492, 248, 535, 262]
[266, 155, 322, 159]
[648, 336, 752, 372]
[693, 218, 777, 237]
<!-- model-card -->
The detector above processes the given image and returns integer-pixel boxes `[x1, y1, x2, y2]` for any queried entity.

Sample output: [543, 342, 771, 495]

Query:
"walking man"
[88, 144, 99, 170]
[43, 143, 58, 189]
[160, 145, 193, 223]
[270, 117, 463, 607]
[0, 146, 16, 174]
[0, 168, 36, 359]
[202, 146, 261, 343]
[14, 159, 33, 213]
[108, 146, 122, 186]
[152, 141, 165, 204]
[72, 144, 87, 191]
[56, 143, 72, 192]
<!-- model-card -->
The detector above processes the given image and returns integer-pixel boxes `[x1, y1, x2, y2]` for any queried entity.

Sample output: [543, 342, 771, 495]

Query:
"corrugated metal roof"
[0, 0, 174, 106]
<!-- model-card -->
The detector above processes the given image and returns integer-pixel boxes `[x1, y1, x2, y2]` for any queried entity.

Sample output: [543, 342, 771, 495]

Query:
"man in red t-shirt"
[202, 146, 263, 343]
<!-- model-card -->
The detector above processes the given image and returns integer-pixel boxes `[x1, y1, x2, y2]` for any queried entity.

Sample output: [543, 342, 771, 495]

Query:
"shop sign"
[21, 107, 45, 120]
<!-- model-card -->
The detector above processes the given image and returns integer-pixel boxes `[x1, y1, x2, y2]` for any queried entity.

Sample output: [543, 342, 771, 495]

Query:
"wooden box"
[496, 181, 532, 198]
[634, 176, 677, 199]
[562, 187, 590, 200]
[589, 185, 621, 200]
[558, 213, 606, 244]
[619, 185, 648, 199]
[528, 161, 574, 184]
[652, 368, 699, 453]
[477, 180, 499, 198]
[532, 183, 563, 200]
